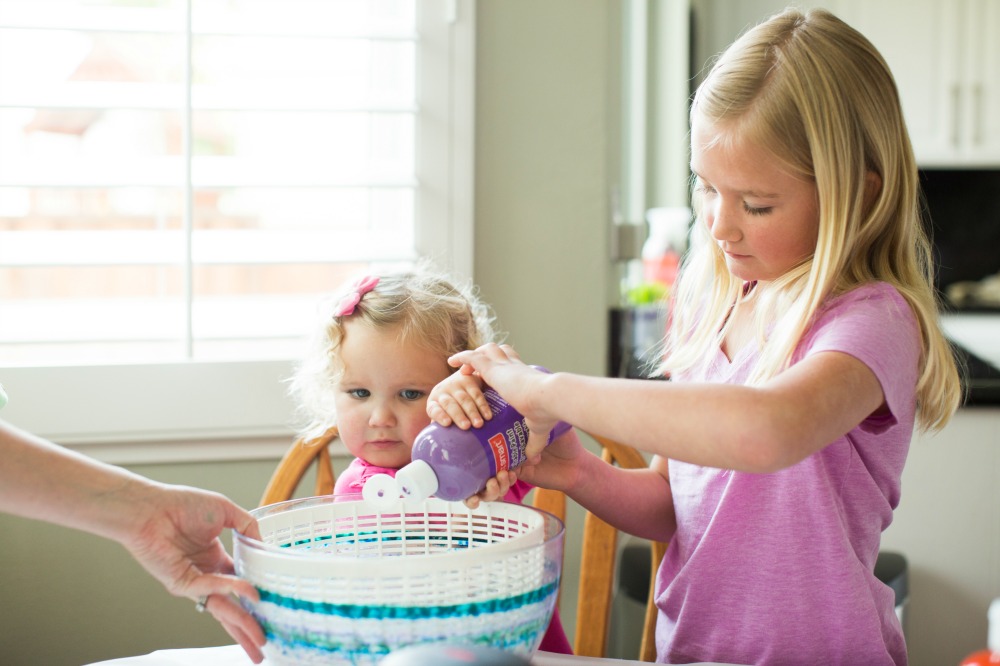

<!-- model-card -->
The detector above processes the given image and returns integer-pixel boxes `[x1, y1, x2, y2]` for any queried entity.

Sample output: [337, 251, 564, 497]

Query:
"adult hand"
[0, 420, 268, 663]
[122, 482, 266, 664]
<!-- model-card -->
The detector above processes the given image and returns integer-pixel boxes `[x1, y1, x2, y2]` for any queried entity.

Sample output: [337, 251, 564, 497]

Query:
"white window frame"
[0, 0, 475, 464]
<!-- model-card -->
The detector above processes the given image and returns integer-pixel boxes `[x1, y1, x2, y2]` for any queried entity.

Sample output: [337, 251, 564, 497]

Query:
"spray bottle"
[365, 367, 571, 503]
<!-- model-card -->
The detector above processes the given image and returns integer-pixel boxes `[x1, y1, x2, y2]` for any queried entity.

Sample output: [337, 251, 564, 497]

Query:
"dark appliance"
[920, 169, 1000, 405]
[920, 169, 1000, 311]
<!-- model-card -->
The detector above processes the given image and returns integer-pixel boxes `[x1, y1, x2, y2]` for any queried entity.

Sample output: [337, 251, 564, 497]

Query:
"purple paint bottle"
[396, 368, 571, 502]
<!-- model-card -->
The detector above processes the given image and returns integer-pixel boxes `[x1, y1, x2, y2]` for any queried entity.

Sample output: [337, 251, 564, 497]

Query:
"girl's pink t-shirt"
[657, 282, 918, 665]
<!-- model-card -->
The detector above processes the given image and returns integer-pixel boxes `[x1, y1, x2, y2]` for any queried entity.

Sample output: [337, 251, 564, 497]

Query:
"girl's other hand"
[464, 428, 587, 511]
[463, 469, 517, 509]
[515, 426, 585, 492]
[427, 367, 492, 429]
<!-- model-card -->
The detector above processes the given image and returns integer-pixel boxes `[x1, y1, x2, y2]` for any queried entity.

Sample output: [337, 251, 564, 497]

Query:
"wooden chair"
[259, 426, 667, 662]
[533, 433, 667, 662]
[259, 426, 339, 506]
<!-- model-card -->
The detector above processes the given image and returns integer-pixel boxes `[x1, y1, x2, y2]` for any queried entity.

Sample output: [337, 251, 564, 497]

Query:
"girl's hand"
[445, 343, 561, 460]
[512, 426, 585, 490]
[463, 427, 586, 508]
[427, 368, 493, 429]
[463, 469, 518, 509]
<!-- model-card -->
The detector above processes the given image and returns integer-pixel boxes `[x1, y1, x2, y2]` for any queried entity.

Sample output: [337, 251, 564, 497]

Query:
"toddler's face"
[334, 320, 452, 470]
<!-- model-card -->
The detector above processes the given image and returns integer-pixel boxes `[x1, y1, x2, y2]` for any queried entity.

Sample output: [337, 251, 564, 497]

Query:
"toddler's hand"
[427, 370, 492, 429]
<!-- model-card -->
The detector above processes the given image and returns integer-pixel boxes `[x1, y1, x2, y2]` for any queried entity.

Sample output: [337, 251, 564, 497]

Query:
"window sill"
[0, 359, 307, 464]
[68, 433, 293, 466]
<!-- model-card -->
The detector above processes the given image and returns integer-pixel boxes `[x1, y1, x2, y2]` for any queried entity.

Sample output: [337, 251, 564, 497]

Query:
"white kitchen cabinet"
[692, 0, 1000, 167]
[842, 0, 1000, 166]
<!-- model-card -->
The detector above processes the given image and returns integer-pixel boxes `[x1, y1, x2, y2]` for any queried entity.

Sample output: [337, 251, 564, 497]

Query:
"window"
[0, 0, 473, 457]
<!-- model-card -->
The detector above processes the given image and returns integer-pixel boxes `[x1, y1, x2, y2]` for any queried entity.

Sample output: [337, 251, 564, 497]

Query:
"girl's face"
[334, 319, 452, 470]
[690, 118, 820, 283]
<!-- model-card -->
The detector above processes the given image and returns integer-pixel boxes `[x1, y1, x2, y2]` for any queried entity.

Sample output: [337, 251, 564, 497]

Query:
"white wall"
[881, 407, 1000, 665]
[472, 0, 621, 646]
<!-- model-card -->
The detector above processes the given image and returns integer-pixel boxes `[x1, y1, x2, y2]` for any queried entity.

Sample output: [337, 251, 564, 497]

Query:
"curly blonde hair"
[289, 264, 499, 438]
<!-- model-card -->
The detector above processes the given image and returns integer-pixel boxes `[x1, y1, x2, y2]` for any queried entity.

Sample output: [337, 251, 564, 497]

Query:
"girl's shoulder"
[803, 281, 919, 358]
[828, 280, 905, 304]
[818, 281, 912, 323]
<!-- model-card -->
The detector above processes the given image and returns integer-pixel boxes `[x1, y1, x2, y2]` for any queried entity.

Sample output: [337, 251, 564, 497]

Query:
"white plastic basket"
[235, 495, 564, 666]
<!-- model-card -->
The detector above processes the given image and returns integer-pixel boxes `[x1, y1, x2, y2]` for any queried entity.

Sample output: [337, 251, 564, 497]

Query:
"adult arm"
[0, 420, 267, 663]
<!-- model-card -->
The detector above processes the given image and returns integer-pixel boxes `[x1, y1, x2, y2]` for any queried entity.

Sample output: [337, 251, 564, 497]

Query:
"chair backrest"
[259, 426, 339, 506]
[258, 427, 666, 662]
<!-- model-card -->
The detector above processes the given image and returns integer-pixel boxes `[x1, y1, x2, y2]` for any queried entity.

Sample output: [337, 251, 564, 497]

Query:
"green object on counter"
[626, 282, 668, 306]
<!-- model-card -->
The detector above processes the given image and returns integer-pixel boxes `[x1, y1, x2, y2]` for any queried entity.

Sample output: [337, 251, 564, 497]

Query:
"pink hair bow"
[333, 275, 380, 317]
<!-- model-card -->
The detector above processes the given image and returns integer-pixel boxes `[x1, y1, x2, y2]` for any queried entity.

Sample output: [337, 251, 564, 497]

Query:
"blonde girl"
[428, 9, 961, 665]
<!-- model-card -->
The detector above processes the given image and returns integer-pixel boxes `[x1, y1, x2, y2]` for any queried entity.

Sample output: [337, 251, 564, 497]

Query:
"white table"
[85, 644, 742, 665]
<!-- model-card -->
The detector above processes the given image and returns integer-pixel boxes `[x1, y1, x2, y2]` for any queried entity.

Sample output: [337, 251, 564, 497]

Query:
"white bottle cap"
[395, 459, 439, 502]
[988, 597, 1000, 651]
[361, 473, 400, 508]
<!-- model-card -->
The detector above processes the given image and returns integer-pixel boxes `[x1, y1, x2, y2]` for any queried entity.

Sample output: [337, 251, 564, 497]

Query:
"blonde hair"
[660, 8, 961, 431]
[289, 263, 499, 437]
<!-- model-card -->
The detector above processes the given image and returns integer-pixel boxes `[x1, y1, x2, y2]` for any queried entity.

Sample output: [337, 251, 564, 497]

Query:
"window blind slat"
[0, 6, 417, 40]
[0, 230, 417, 266]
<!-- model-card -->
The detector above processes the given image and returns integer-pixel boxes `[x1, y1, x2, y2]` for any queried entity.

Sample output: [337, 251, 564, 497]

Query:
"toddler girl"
[288, 265, 572, 654]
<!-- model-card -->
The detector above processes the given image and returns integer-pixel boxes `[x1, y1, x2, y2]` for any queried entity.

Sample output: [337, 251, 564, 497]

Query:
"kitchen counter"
[612, 309, 1000, 405]
[941, 313, 1000, 405]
